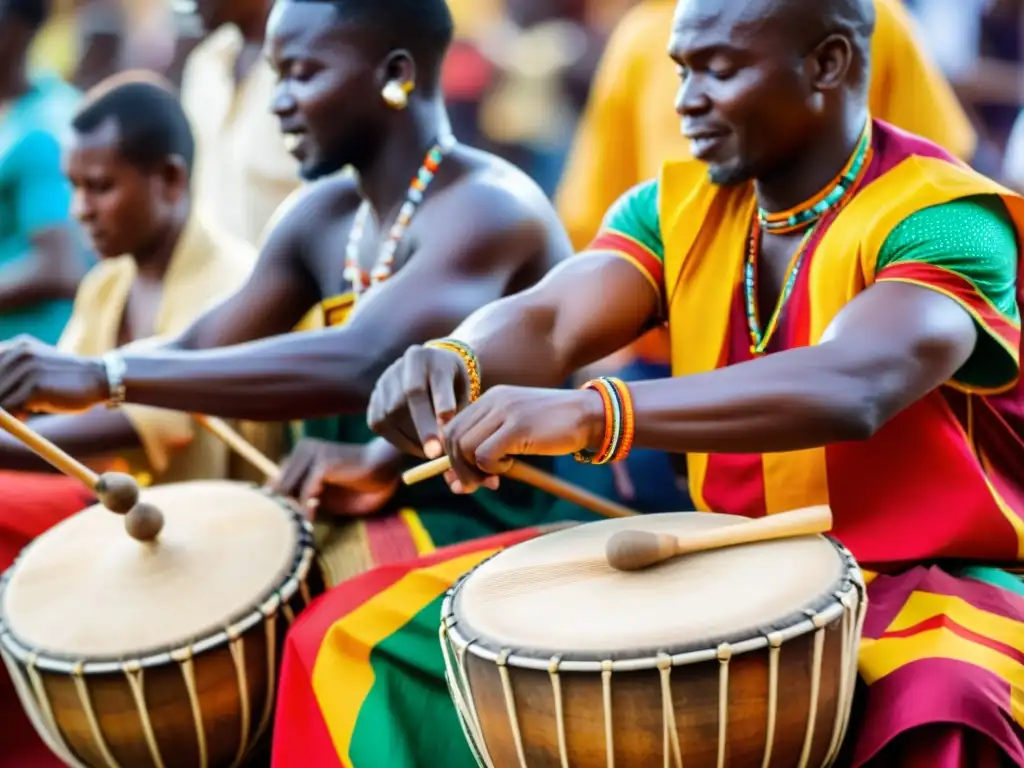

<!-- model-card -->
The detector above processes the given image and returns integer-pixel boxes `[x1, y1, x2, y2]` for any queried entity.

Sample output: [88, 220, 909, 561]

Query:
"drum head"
[452, 513, 848, 661]
[1, 480, 301, 661]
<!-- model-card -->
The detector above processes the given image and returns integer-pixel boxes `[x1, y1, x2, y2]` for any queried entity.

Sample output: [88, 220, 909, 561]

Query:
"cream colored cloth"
[181, 23, 302, 247]
[57, 214, 268, 485]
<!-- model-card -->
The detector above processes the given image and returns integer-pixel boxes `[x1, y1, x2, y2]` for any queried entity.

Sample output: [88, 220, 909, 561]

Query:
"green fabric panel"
[875, 194, 1020, 390]
[347, 594, 478, 768]
[599, 179, 664, 262]
[958, 565, 1024, 599]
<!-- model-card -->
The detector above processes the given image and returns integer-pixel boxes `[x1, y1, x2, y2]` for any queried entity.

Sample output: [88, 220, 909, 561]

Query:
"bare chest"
[305, 213, 419, 300]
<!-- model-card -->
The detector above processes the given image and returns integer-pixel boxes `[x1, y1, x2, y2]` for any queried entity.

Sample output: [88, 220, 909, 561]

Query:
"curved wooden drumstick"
[0, 408, 159, 539]
[402, 455, 640, 520]
[606, 505, 833, 572]
[192, 414, 280, 480]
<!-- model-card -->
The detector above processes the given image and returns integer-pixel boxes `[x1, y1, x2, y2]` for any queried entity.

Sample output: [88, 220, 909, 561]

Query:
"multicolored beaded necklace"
[745, 121, 873, 355]
[344, 134, 457, 298]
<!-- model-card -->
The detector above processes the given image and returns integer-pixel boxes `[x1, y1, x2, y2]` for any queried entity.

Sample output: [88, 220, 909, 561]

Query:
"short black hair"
[71, 73, 195, 176]
[294, 0, 455, 82]
[0, 0, 51, 30]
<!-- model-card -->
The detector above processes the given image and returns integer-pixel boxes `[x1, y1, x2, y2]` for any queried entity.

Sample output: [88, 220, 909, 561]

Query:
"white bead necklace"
[344, 135, 457, 299]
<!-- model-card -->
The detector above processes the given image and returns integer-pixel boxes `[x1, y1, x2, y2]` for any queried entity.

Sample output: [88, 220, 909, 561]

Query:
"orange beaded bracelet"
[573, 376, 635, 465]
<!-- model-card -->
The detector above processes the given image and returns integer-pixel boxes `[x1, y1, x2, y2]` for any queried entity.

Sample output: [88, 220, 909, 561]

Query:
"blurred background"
[24, 0, 1024, 200]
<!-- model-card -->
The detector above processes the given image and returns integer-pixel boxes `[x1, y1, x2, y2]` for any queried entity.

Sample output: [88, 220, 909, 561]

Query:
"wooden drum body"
[441, 513, 866, 768]
[0, 480, 326, 768]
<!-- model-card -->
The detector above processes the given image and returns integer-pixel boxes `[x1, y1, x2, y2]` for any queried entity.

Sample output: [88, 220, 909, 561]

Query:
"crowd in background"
[4, 0, 1024, 340]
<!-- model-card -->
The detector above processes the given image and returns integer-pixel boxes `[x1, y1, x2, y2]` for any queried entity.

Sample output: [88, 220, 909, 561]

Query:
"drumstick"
[0, 407, 153, 532]
[606, 505, 833, 572]
[402, 455, 639, 520]
[193, 414, 280, 479]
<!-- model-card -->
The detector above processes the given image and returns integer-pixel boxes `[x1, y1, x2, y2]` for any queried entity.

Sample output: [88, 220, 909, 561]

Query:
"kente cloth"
[294, 293, 598, 587]
[270, 527, 546, 768]
[587, 118, 1024, 764]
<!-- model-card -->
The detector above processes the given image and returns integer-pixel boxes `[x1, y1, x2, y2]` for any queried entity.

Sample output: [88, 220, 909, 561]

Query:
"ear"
[806, 33, 854, 92]
[377, 49, 417, 90]
[158, 155, 190, 203]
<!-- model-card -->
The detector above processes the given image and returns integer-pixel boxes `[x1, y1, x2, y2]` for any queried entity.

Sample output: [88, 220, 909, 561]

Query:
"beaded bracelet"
[573, 376, 635, 465]
[424, 338, 482, 402]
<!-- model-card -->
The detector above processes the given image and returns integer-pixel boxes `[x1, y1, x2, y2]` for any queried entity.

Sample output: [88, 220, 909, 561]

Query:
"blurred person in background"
[472, 0, 605, 195]
[0, 0, 87, 346]
[183, 0, 301, 249]
[554, 0, 980, 513]
[0, 73, 258, 767]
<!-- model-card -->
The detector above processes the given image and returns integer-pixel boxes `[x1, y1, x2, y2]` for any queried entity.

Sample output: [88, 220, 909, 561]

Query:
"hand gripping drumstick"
[605, 505, 833, 572]
[402, 455, 641, 520]
[0, 408, 163, 541]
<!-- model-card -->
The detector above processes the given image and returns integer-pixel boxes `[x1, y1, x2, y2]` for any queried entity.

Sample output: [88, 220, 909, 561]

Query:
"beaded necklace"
[344, 134, 457, 298]
[745, 121, 873, 355]
[757, 121, 873, 235]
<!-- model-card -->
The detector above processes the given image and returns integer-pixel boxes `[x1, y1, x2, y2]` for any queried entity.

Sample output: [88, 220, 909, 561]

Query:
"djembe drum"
[0, 479, 325, 768]
[441, 512, 866, 767]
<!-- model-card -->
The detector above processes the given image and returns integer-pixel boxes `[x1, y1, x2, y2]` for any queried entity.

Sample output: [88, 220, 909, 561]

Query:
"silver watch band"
[102, 352, 127, 407]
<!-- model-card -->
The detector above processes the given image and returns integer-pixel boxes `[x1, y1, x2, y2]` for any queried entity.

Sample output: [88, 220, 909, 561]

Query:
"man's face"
[265, 1, 384, 181]
[64, 120, 178, 258]
[668, 0, 825, 186]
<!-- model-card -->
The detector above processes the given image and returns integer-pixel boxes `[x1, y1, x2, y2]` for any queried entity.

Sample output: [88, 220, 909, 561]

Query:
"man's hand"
[367, 344, 473, 459]
[0, 336, 108, 414]
[271, 438, 401, 517]
[440, 385, 605, 494]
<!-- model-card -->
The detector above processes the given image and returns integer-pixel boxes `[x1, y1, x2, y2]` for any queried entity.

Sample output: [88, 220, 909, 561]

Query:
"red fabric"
[0, 470, 93, 768]
[271, 527, 543, 768]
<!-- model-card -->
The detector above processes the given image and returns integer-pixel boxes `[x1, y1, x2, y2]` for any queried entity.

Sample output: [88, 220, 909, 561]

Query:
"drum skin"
[442, 512, 865, 768]
[0, 481, 328, 768]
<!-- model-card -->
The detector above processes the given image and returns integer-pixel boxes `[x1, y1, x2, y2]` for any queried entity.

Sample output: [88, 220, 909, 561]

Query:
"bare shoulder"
[428, 146, 573, 272]
[259, 172, 361, 248]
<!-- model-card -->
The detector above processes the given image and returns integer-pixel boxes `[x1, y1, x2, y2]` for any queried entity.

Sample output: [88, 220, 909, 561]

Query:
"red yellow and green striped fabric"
[271, 527, 546, 767]
[650, 120, 1024, 570]
[849, 565, 1024, 766]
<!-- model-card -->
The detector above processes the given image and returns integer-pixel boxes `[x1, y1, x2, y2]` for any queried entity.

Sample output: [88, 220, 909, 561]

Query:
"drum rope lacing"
[440, 543, 867, 768]
[0, 492, 323, 768]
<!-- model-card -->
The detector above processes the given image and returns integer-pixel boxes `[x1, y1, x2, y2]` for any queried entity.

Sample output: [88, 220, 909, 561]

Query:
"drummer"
[362, 0, 1024, 766]
[0, 73, 260, 767]
[0, 1, 581, 570]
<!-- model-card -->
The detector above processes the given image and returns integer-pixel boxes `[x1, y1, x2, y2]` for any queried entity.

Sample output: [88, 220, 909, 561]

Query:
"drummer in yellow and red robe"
[357, 0, 1024, 765]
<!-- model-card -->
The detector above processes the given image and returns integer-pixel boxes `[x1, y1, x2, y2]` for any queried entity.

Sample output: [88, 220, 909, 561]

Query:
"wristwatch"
[102, 352, 127, 408]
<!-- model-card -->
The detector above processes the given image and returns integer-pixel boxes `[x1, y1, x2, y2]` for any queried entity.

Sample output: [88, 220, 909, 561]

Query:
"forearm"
[628, 343, 900, 454]
[453, 297, 574, 389]
[0, 408, 141, 473]
[0, 262, 79, 309]
[119, 329, 383, 421]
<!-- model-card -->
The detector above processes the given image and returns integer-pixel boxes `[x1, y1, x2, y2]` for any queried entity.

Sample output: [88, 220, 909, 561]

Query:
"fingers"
[402, 353, 444, 459]
[444, 404, 510, 494]
[273, 442, 314, 499]
[298, 460, 326, 508]
[368, 360, 425, 458]
[428, 357, 460, 425]
[369, 346, 464, 459]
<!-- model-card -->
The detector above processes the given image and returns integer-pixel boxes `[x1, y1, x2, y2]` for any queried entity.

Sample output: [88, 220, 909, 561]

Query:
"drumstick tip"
[95, 472, 140, 515]
[606, 530, 676, 572]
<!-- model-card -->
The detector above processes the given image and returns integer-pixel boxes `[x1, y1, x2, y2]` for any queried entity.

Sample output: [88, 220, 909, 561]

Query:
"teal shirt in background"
[0, 72, 86, 344]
